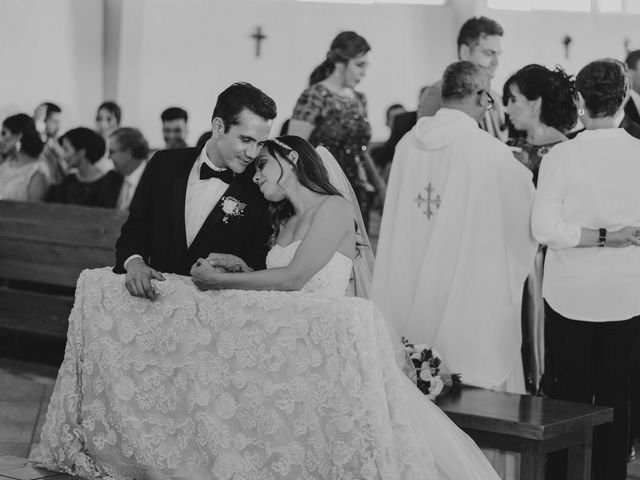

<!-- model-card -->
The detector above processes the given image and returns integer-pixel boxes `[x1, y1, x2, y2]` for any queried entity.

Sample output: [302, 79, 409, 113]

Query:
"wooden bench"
[0, 200, 127, 337]
[436, 386, 613, 480]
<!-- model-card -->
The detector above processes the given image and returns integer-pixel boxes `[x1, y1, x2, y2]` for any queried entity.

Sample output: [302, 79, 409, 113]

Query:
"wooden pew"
[0, 200, 127, 337]
[436, 386, 613, 480]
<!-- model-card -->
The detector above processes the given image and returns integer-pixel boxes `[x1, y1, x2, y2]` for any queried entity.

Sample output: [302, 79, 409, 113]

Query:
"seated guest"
[46, 128, 123, 208]
[0, 113, 49, 201]
[109, 127, 148, 210]
[532, 59, 640, 480]
[34, 102, 67, 185]
[161, 107, 189, 149]
[94, 101, 122, 173]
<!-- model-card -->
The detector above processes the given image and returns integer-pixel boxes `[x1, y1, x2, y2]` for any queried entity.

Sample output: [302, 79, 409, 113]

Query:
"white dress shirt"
[532, 128, 640, 321]
[117, 161, 146, 211]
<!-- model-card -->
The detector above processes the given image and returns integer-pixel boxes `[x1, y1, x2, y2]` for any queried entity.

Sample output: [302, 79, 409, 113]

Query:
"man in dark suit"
[625, 50, 640, 124]
[114, 82, 277, 300]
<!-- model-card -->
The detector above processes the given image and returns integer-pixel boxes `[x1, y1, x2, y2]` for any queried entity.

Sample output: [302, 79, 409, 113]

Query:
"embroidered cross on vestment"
[414, 182, 441, 219]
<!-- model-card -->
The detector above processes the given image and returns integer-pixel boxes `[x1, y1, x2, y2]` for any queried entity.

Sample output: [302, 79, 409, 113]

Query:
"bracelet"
[598, 228, 607, 247]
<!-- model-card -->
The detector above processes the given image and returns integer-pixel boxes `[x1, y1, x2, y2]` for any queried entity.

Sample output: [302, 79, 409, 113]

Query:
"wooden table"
[436, 386, 613, 480]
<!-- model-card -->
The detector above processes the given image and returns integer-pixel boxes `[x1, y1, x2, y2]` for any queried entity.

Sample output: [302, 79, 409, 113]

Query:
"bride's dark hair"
[259, 135, 344, 246]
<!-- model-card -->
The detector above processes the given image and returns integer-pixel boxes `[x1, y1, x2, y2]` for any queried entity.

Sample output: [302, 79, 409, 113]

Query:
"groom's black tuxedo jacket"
[113, 147, 271, 275]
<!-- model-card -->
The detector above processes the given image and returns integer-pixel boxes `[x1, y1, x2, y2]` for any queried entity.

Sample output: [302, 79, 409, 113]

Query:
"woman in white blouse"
[532, 59, 640, 480]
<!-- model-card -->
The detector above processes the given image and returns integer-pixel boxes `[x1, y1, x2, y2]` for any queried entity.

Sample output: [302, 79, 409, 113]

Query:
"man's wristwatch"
[598, 228, 607, 247]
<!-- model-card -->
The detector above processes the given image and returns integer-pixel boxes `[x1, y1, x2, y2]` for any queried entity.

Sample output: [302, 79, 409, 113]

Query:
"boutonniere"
[220, 196, 246, 223]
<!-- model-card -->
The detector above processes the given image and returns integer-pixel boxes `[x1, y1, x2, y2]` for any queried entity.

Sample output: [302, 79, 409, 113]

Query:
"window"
[488, 0, 590, 12]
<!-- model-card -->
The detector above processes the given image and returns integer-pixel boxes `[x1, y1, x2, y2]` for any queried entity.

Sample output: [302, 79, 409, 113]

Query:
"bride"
[30, 136, 499, 480]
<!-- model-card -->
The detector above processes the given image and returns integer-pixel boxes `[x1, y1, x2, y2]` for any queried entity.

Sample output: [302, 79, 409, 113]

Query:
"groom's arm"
[243, 210, 272, 271]
[113, 156, 157, 273]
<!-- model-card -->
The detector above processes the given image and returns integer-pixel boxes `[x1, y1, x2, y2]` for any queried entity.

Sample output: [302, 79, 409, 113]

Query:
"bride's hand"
[190, 259, 226, 290]
[204, 253, 252, 272]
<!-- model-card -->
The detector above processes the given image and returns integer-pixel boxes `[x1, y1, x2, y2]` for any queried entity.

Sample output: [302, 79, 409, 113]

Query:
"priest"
[373, 61, 537, 394]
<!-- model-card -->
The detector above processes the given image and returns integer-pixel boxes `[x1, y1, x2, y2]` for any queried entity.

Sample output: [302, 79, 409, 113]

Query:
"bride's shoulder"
[318, 195, 352, 218]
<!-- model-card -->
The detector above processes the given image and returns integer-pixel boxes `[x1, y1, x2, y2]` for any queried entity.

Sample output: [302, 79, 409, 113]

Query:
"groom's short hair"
[212, 82, 277, 132]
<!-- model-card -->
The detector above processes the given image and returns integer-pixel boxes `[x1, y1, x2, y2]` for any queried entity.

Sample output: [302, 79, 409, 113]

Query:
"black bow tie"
[199, 163, 234, 184]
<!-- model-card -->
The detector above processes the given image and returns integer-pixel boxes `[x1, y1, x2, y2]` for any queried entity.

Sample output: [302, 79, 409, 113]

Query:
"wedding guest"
[503, 64, 577, 393]
[46, 127, 122, 208]
[418, 16, 508, 141]
[34, 102, 66, 184]
[161, 106, 189, 149]
[0, 114, 49, 201]
[94, 101, 122, 173]
[109, 127, 148, 211]
[373, 61, 537, 478]
[96, 101, 121, 138]
[370, 103, 406, 169]
[532, 59, 640, 480]
[288, 31, 384, 229]
[625, 49, 640, 124]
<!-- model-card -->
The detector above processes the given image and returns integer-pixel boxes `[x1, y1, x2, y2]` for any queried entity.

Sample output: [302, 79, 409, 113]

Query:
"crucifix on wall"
[251, 26, 267, 58]
[562, 34, 573, 60]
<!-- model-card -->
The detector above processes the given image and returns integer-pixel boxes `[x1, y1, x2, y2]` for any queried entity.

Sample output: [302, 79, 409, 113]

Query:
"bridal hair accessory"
[271, 138, 299, 164]
[401, 337, 461, 401]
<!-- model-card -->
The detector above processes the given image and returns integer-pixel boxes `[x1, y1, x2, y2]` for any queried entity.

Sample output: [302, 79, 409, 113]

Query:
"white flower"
[429, 376, 444, 399]
[419, 367, 433, 382]
[222, 198, 237, 214]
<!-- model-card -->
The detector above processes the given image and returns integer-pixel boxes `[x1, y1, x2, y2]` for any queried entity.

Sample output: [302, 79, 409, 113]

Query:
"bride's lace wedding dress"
[30, 243, 499, 480]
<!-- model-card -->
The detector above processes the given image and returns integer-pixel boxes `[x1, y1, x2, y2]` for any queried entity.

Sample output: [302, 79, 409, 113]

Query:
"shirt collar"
[125, 160, 146, 185]
[197, 144, 226, 172]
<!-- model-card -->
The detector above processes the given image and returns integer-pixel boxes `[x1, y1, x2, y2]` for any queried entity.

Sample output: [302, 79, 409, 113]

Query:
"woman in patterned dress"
[288, 31, 383, 229]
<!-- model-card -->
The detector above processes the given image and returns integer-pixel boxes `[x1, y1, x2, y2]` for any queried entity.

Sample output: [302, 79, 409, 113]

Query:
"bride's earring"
[578, 108, 585, 116]
[15, 140, 21, 152]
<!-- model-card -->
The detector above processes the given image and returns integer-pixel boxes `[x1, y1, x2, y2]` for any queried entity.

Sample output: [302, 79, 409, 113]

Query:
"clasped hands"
[190, 253, 252, 291]
[125, 253, 250, 300]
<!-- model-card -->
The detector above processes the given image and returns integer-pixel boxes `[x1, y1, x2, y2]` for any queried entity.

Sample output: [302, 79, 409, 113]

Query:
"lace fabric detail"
[266, 240, 352, 297]
[30, 267, 437, 480]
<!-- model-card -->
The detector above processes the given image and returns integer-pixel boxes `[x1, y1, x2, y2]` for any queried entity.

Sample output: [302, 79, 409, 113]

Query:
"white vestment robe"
[372, 108, 538, 390]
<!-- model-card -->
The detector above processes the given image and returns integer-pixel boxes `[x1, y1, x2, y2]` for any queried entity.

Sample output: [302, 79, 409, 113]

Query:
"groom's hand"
[204, 253, 252, 273]
[125, 258, 165, 300]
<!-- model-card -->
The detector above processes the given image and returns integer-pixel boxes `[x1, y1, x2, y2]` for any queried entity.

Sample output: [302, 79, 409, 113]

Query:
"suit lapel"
[171, 151, 198, 255]
[187, 177, 245, 255]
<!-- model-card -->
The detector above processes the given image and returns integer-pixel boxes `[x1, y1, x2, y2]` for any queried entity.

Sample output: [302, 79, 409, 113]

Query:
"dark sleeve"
[99, 171, 124, 208]
[291, 86, 324, 125]
[113, 156, 157, 273]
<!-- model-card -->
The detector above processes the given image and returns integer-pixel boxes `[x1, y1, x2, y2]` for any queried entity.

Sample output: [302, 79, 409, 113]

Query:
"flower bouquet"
[401, 337, 462, 401]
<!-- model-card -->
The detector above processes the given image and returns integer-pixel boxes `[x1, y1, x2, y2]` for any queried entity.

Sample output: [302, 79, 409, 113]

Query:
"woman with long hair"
[288, 32, 384, 229]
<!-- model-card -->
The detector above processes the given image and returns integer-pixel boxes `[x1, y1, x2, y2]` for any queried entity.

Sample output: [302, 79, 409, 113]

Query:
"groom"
[114, 82, 277, 299]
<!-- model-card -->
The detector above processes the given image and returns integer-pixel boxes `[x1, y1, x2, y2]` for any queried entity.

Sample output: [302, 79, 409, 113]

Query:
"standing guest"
[532, 59, 640, 480]
[418, 16, 508, 141]
[0, 114, 49, 201]
[370, 103, 406, 169]
[161, 106, 189, 149]
[288, 31, 384, 229]
[503, 64, 577, 394]
[373, 61, 537, 478]
[109, 127, 148, 211]
[46, 128, 122, 208]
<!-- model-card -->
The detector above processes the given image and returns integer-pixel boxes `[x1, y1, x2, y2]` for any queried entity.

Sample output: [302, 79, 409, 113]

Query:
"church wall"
[0, 0, 103, 132]
[1, 0, 639, 144]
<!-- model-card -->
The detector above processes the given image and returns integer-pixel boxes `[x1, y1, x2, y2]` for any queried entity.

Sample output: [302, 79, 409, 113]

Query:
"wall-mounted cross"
[251, 26, 267, 58]
[414, 182, 441, 219]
